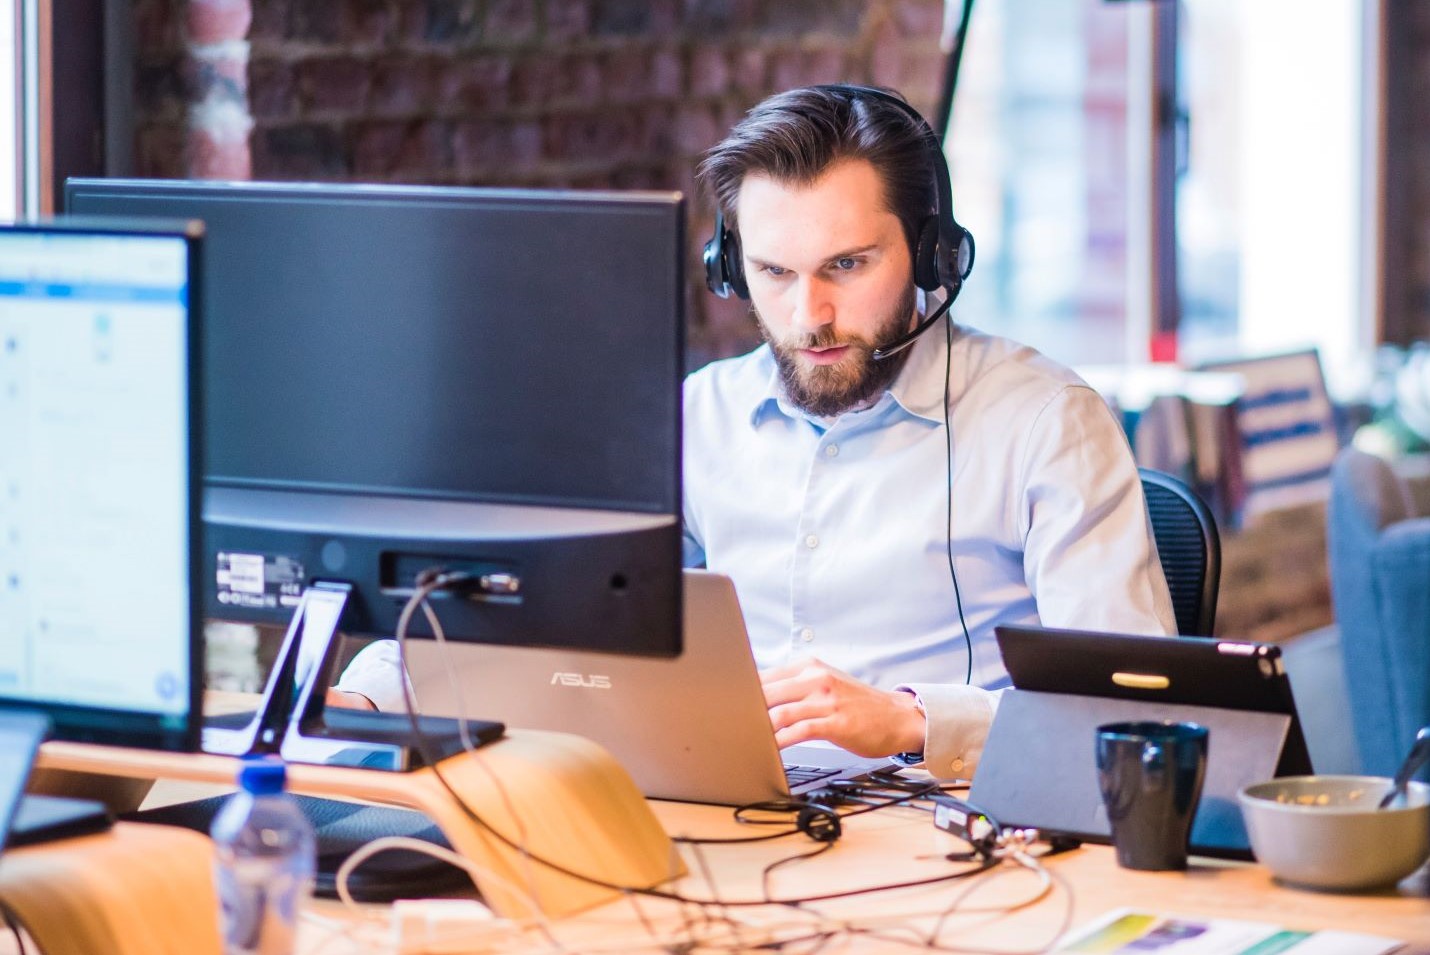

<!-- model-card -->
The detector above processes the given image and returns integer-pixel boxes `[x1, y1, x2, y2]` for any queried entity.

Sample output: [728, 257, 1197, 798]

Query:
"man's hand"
[760, 658, 925, 758]
[325, 688, 377, 711]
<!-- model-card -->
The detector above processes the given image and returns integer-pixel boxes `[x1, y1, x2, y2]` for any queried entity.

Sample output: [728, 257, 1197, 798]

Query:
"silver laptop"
[403, 569, 891, 805]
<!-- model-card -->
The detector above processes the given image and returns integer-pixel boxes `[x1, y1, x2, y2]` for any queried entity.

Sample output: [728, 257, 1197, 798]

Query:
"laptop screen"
[0, 224, 199, 749]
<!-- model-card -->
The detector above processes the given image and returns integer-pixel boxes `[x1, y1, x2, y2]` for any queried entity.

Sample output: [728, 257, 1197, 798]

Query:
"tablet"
[969, 626, 1313, 859]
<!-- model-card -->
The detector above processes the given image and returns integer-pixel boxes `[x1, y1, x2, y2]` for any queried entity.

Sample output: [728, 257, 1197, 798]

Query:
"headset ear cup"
[952, 224, 975, 282]
[913, 216, 941, 292]
[702, 233, 727, 298]
[722, 227, 749, 300]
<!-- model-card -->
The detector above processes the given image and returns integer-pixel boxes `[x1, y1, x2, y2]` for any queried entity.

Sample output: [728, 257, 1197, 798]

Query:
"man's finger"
[768, 697, 832, 733]
[774, 717, 834, 750]
[761, 671, 823, 708]
[758, 658, 820, 685]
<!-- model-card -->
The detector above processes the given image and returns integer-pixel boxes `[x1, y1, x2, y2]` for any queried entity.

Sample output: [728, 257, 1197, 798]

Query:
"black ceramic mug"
[1095, 721, 1210, 871]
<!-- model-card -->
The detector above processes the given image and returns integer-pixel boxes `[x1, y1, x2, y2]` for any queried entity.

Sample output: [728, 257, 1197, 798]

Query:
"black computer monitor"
[65, 180, 684, 664]
[0, 219, 203, 752]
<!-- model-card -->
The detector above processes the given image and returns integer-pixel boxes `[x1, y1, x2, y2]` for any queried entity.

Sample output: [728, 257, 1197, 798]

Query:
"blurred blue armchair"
[1327, 447, 1430, 776]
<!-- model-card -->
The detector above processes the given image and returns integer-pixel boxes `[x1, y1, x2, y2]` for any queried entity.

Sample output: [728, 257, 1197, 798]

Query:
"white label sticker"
[224, 553, 265, 595]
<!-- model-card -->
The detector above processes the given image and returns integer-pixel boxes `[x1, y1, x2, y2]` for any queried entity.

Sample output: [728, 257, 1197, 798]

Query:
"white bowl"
[1238, 775, 1430, 891]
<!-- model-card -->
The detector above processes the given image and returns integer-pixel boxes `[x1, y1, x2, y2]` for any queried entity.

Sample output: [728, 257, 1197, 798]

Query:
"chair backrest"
[1139, 468, 1222, 637]
[1328, 447, 1430, 776]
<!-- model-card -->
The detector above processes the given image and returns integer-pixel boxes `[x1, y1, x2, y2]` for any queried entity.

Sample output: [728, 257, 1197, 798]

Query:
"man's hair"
[696, 86, 935, 254]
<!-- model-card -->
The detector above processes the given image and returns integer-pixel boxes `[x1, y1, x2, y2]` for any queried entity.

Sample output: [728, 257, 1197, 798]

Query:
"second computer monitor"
[67, 179, 684, 658]
[0, 219, 202, 750]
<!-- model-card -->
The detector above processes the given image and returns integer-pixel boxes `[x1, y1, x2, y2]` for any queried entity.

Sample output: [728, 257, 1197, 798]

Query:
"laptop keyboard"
[783, 764, 840, 787]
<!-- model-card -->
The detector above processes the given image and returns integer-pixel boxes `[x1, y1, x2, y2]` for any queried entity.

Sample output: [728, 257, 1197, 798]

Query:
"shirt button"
[824, 444, 839, 458]
[805, 535, 819, 549]
[950, 758, 965, 774]
[800, 628, 815, 642]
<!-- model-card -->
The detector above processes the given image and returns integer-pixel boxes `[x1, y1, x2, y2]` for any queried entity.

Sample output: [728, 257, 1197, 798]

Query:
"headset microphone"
[871, 294, 956, 362]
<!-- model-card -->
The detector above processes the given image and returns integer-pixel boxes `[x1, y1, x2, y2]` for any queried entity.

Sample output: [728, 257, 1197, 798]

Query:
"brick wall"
[129, 0, 950, 362]
[135, 0, 254, 179]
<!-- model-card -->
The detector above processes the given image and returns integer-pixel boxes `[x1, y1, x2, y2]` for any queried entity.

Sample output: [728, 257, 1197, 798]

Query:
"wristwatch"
[891, 687, 927, 766]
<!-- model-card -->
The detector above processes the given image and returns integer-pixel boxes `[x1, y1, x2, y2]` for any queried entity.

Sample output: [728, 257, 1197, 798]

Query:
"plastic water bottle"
[211, 758, 316, 955]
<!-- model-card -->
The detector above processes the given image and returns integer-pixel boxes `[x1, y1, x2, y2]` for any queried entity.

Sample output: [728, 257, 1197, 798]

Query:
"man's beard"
[760, 286, 918, 418]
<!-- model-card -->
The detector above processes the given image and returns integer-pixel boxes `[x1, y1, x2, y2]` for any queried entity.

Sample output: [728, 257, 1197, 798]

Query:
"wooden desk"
[1, 783, 1424, 954]
[295, 798, 1430, 954]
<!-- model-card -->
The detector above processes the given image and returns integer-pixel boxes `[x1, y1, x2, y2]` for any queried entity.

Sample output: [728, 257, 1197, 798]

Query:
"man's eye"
[763, 265, 789, 277]
[833, 257, 859, 271]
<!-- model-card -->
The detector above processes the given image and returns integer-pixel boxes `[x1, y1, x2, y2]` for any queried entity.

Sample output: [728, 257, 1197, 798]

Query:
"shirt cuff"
[892, 682, 1000, 780]
[331, 638, 413, 713]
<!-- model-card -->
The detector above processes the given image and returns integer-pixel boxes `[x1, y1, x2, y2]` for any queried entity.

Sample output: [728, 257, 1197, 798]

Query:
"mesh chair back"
[1139, 468, 1221, 636]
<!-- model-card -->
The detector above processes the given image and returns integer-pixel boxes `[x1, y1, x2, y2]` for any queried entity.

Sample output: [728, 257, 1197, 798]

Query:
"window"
[2, 0, 57, 219]
[1176, 0, 1370, 391]
[1, 0, 18, 220]
[945, 0, 1145, 368]
[947, 0, 1378, 390]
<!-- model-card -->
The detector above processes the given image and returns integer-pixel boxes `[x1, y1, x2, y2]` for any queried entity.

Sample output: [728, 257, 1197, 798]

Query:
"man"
[682, 84, 1175, 779]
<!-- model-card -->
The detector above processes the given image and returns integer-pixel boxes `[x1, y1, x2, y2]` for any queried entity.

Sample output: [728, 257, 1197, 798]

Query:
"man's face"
[735, 158, 918, 417]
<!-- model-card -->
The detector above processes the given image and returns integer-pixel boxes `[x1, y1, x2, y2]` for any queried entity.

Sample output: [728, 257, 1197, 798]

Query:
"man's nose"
[789, 276, 833, 333]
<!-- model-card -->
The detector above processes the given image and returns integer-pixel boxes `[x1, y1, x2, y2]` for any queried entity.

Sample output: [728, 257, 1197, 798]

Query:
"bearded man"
[681, 85, 1175, 778]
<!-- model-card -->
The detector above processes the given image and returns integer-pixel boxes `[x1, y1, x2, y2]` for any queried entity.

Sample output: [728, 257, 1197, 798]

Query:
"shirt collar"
[885, 320, 954, 424]
[746, 322, 953, 429]
[748, 347, 785, 427]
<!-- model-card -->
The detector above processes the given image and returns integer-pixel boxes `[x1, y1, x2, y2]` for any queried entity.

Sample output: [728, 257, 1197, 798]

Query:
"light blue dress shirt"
[682, 322, 1176, 776]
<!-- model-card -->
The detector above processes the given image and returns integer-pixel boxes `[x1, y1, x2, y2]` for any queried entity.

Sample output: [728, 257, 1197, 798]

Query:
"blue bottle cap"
[237, 758, 287, 796]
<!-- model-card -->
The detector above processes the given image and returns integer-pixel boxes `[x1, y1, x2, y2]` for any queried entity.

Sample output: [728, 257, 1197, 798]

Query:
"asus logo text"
[549, 672, 612, 689]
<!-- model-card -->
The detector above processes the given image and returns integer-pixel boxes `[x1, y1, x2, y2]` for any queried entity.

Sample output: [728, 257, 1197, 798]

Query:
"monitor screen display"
[0, 222, 201, 749]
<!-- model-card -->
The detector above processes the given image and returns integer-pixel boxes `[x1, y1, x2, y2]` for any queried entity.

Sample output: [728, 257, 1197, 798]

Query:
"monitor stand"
[203, 582, 502, 769]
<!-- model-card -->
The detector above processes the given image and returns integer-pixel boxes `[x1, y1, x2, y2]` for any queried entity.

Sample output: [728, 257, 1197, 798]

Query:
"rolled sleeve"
[895, 682, 1000, 779]
[332, 638, 413, 713]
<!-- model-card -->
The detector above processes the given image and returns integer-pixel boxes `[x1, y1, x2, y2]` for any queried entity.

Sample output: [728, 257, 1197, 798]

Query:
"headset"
[702, 83, 976, 361]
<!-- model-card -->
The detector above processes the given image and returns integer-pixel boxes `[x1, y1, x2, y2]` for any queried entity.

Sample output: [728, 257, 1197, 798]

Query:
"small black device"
[702, 83, 975, 329]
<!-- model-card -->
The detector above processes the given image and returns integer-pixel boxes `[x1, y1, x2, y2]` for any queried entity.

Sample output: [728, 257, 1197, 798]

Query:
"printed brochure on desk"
[1056, 909, 1405, 955]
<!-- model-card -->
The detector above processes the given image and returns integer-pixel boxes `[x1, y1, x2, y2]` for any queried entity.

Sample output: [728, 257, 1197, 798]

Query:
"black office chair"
[1139, 467, 1221, 637]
